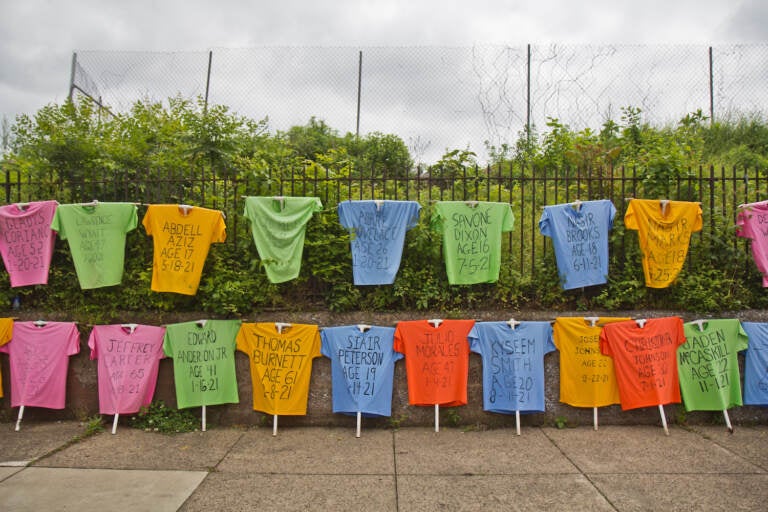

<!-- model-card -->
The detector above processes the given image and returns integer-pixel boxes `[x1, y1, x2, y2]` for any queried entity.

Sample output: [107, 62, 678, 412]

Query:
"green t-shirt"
[678, 319, 748, 411]
[243, 196, 323, 283]
[431, 201, 514, 285]
[163, 319, 242, 409]
[51, 202, 138, 289]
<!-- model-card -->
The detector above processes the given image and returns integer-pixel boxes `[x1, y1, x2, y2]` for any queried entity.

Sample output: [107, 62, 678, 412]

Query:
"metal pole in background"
[68, 52, 78, 102]
[709, 46, 714, 125]
[356, 50, 363, 138]
[204, 50, 213, 113]
[526, 44, 531, 141]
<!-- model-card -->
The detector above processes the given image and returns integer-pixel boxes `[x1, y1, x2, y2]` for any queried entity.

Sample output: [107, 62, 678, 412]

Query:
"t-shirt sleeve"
[88, 327, 98, 360]
[674, 318, 686, 347]
[467, 325, 481, 354]
[235, 324, 249, 354]
[736, 321, 749, 352]
[538, 208, 552, 237]
[142, 207, 154, 236]
[393, 325, 405, 355]
[125, 205, 139, 233]
[599, 329, 613, 357]
[50, 208, 66, 238]
[162, 330, 174, 358]
[67, 323, 81, 356]
[501, 204, 514, 232]
[544, 324, 556, 355]
[211, 211, 227, 244]
[311, 328, 322, 359]
[429, 203, 445, 233]
[337, 202, 353, 230]
[623, 201, 638, 230]
[735, 210, 752, 239]
[691, 204, 703, 232]
[406, 202, 422, 230]
[607, 201, 617, 230]
[320, 330, 333, 358]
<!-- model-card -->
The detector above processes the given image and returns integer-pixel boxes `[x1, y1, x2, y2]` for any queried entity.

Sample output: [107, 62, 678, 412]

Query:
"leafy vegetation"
[1, 97, 766, 320]
[129, 400, 200, 434]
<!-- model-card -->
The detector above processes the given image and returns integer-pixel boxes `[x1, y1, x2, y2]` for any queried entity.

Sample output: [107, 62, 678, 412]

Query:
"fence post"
[356, 50, 363, 138]
[204, 50, 213, 113]
[709, 46, 714, 125]
[68, 52, 77, 102]
[526, 44, 532, 141]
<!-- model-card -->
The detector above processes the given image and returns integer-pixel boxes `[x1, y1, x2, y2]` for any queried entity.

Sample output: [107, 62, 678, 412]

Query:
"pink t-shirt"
[88, 324, 166, 415]
[0, 201, 58, 287]
[737, 201, 768, 287]
[0, 321, 80, 409]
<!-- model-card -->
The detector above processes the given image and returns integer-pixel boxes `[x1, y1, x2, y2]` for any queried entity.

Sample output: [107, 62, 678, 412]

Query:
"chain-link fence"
[70, 45, 768, 164]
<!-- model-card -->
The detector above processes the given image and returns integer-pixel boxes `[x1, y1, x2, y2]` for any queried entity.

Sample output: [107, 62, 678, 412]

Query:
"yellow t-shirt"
[236, 322, 321, 415]
[0, 318, 14, 398]
[624, 199, 702, 288]
[142, 205, 226, 295]
[553, 317, 630, 407]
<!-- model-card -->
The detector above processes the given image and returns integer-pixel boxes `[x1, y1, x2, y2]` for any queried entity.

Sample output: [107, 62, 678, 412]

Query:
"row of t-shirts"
[8, 196, 749, 292]
[3, 317, 768, 418]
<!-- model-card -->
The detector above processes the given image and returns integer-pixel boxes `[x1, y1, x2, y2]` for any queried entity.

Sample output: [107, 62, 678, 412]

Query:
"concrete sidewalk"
[1, 421, 767, 511]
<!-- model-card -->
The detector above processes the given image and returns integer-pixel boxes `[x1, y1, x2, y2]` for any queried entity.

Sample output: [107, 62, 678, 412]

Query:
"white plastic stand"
[273, 415, 278, 436]
[15, 405, 24, 432]
[434, 404, 440, 432]
[658, 404, 669, 435]
[515, 410, 521, 436]
[202, 405, 207, 432]
[112, 413, 119, 434]
[723, 409, 733, 433]
[356, 412, 362, 438]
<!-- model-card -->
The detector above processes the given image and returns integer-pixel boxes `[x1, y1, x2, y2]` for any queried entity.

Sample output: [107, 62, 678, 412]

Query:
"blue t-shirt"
[468, 321, 555, 414]
[338, 200, 421, 285]
[742, 322, 768, 406]
[539, 199, 616, 289]
[321, 325, 403, 417]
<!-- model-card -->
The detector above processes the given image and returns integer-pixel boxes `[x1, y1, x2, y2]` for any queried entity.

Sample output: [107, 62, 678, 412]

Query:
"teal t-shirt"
[243, 196, 323, 283]
[163, 319, 242, 409]
[431, 201, 514, 285]
[51, 202, 138, 289]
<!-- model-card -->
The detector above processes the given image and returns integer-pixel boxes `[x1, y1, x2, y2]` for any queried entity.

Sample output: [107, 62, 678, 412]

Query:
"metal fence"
[69, 45, 768, 165]
[3, 165, 764, 278]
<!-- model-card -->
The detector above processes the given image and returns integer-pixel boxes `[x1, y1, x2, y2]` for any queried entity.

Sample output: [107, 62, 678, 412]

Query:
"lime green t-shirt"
[431, 201, 514, 285]
[243, 196, 323, 283]
[51, 202, 138, 289]
[163, 319, 242, 409]
[678, 319, 748, 411]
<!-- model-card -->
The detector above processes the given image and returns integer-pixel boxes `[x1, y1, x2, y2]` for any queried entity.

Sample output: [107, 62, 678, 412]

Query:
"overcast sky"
[2, 0, 767, 159]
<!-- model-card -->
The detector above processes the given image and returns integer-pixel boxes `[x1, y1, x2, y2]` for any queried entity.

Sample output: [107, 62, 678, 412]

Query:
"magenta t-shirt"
[0, 201, 58, 287]
[737, 201, 768, 287]
[0, 321, 80, 409]
[88, 324, 166, 415]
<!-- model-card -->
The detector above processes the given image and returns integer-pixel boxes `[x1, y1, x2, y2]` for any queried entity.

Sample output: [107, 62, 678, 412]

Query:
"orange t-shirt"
[393, 319, 474, 407]
[142, 205, 226, 295]
[599, 317, 686, 410]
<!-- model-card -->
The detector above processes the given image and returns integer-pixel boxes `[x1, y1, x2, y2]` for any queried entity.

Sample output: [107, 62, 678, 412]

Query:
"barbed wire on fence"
[71, 44, 768, 164]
